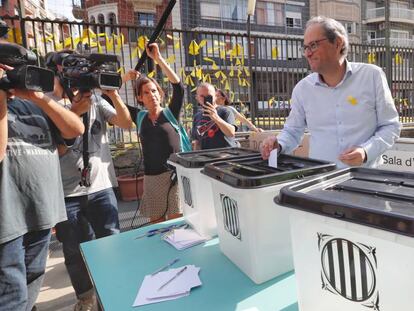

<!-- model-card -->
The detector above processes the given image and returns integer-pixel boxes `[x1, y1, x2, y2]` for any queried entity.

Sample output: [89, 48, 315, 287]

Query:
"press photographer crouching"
[45, 50, 133, 310]
[0, 42, 84, 311]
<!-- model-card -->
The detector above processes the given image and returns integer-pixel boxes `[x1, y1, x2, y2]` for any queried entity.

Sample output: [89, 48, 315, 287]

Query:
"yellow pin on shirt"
[347, 96, 358, 106]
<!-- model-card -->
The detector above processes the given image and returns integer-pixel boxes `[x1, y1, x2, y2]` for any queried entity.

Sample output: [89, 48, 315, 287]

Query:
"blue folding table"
[80, 219, 299, 311]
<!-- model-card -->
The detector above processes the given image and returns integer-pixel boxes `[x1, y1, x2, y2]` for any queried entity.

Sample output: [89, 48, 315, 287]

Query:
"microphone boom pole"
[134, 0, 177, 71]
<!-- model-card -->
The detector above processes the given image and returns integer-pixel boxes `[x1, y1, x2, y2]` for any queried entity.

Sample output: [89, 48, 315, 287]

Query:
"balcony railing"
[366, 7, 414, 22]
[367, 37, 414, 48]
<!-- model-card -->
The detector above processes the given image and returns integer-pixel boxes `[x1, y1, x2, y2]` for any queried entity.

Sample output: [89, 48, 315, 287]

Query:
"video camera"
[0, 42, 54, 92]
[58, 53, 122, 92]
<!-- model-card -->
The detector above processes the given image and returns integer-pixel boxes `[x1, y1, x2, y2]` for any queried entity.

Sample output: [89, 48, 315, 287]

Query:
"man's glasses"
[300, 38, 328, 55]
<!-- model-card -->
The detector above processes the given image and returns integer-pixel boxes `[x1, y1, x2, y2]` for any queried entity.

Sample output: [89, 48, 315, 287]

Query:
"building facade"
[362, 0, 414, 47]
[72, 0, 177, 33]
[310, 0, 361, 44]
[1, 0, 60, 55]
[0, 0, 18, 16]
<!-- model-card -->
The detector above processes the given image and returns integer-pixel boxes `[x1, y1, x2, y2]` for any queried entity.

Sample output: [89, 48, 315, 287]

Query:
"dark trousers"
[55, 188, 119, 298]
[0, 229, 51, 311]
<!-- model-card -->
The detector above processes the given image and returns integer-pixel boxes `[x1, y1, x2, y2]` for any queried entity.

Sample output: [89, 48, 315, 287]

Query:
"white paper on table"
[172, 229, 207, 242]
[163, 229, 207, 250]
[132, 265, 202, 307]
[268, 148, 278, 168]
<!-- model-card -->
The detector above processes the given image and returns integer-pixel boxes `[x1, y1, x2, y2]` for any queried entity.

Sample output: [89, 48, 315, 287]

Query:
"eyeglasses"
[301, 38, 328, 55]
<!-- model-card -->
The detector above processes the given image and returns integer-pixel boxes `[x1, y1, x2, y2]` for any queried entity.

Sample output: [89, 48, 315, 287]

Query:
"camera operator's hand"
[101, 89, 122, 103]
[146, 43, 161, 62]
[71, 91, 92, 116]
[9, 89, 46, 103]
[0, 63, 13, 78]
[0, 89, 7, 101]
[101, 89, 118, 97]
[8, 89, 84, 139]
[102, 89, 133, 129]
[122, 70, 140, 84]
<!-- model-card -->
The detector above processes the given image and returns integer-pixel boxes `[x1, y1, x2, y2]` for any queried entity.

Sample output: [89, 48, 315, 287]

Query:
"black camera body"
[60, 53, 122, 92]
[0, 42, 54, 92]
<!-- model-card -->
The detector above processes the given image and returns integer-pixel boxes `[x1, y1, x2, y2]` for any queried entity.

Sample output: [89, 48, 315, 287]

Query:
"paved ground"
[35, 199, 142, 311]
[36, 248, 78, 311]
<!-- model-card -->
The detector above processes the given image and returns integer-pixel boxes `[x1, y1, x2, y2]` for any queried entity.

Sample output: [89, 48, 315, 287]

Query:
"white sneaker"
[73, 295, 95, 311]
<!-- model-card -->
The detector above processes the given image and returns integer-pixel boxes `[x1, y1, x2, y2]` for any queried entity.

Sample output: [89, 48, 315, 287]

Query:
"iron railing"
[1, 15, 413, 144]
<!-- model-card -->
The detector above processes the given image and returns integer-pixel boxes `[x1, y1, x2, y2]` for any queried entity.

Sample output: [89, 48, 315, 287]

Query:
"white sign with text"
[379, 150, 414, 172]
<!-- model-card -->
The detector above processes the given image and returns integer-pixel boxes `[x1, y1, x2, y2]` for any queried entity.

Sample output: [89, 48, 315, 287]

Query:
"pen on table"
[134, 223, 188, 240]
[151, 258, 180, 276]
[134, 229, 159, 240]
[157, 266, 188, 291]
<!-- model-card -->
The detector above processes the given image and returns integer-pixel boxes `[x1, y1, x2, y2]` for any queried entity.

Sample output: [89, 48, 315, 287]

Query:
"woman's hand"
[146, 43, 162, 62]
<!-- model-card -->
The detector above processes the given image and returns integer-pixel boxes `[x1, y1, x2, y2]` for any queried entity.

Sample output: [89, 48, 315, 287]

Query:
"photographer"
[0, 58, 84, 310]
[192, 82, 237, 150]
[215, 88, 263, 133]
[45, 50, 132, 310]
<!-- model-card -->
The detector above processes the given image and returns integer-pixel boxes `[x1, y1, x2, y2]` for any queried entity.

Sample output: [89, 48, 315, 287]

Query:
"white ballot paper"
[162, 228, 207, 250]
[133, 265, 202, 307]
[268, 148, 278, 168]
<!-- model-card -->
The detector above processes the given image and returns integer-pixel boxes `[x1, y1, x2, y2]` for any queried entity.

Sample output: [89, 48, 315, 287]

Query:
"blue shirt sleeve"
[359, 68, 401, 163]
[277, 88, 307, 154]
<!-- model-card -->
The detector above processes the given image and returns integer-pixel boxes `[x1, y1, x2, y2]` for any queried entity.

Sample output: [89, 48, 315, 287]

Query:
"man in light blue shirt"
[261, 16, 401, 168]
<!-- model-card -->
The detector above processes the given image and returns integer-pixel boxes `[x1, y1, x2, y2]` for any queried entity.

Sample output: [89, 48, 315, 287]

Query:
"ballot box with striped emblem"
[279, 167, 414, 311]
[168, 148, 260, 238]
[202, 155, 335, 284]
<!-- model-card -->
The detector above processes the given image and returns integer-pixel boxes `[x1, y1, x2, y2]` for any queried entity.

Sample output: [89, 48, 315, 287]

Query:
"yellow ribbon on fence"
[368, 52, 376, 64]
[272, 47, 279, 59]
[165, 55, 176, 64]
[395, 53, 403, 65]
[138, 36, 148, 50]
[6, 28, 23, 44]
[203, 73, 212, 84]
[189, 40, 200, 55]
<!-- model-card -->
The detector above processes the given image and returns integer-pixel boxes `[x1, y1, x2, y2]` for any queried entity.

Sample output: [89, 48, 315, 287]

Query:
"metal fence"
[1, 15, 413, 144]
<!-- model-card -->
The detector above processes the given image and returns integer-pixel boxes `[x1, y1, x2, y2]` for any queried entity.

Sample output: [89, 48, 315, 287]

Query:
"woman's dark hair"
[134, 76, 165, 104]
[217, 89, 230, 105]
